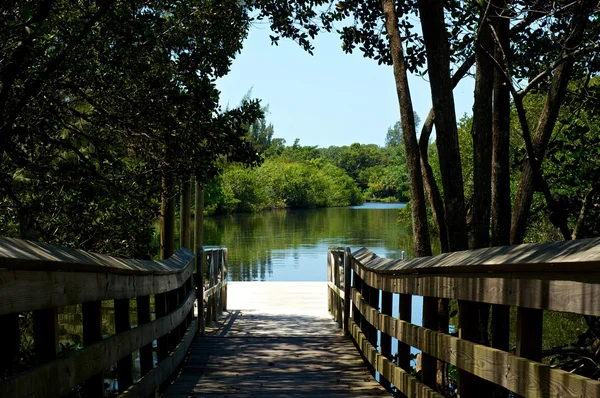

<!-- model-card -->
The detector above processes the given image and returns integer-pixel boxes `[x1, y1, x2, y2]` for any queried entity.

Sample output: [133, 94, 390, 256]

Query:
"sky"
[217, 23, 475, 149]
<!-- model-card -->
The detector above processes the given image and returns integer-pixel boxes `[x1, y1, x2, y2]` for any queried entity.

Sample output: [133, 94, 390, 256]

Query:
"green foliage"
[205, 158, 364, 214]
[0, 0, 264, 256]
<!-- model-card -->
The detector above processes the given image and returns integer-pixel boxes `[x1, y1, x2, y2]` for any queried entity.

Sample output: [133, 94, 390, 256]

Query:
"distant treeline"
[204, 125, 411, 214]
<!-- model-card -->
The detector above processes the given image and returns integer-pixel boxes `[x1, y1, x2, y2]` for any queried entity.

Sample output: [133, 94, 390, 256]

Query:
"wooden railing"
[328, 239, 600, 397]
[0, 238, 227, 397]
[198, 246, 228, 333]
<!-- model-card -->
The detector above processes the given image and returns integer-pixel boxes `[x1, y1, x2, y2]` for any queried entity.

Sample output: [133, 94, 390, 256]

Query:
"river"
[203, 202, 412, 281]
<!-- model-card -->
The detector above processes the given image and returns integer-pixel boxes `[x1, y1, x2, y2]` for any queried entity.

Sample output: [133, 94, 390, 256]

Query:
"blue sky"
[217, 24, 475, 148]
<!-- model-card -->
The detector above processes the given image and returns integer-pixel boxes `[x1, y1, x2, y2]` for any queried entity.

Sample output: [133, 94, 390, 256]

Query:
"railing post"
[397, 293, 412, 374]
[380, 290, 393, 392]
[167, 288, 180, 351]
[343, 247, 352, 335]
[217, 250, 223, 316]
[33, 308, 58, 364]
[82, 301, 104, 397]
[115, 298, 133, 392]
[205, 251, 213, 328]
[352, 258, 363, 330]
[333, 251, 341, 326]
[197, 247, 205, 335]
[222, 248, 228, 311]
[513, 307, 543, 398]
[327, 248, 332, 315]
[422, 296, 437, 389]
[187, 274, 194, 325]
[155, 292, 168, 361]
[137, 295, 154, 376]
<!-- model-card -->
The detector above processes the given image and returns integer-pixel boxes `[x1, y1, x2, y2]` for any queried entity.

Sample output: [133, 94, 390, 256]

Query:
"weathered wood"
[136, 295, 153, 376]
[0, 238, 194, 275]
[517, 307, 543, 362]
[180, 177, 192, 250]
[119, 320, 198, 398]
[349, 321, 442, 398]
[352, 238, 600, 274]
[165, 282, 387, 397]
[167, 288, 180, 352]
[222, 248, 228, 311]
[33, 308, 58, 364]
[398, 293, 412, 374]
[0, 290, 195, 398]
[0, 255, 194, 316]
[197, 247, 205, 335]
[352, 262, 363, 330]
[326, 281, 344, 300]
[352, 288, 600, 397]
[380, 290, 393, 392]
[327, 249, 335, 318]
[82, 301, 103, 398]
[343, 247, 352, 335]
[458, 300, 494, 397]
[351, 259, 600, 317]
[115, 298, 133, 392]
[155, 292, 168, 362]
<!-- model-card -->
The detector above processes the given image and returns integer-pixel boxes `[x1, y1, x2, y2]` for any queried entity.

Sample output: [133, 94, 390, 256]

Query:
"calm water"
[203, 202, 412, 281]
[203, 202, 426, 368]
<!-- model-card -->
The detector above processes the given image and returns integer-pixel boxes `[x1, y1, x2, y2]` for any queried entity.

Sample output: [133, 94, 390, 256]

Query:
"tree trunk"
[380, 0, 431, 258]
[490, 3, 511, 396]
[572, 185, 595, 240]
[418, 0, 468, 253]
[491, 0, 512, 249]
[510, 3, 592, 244]
[419, 113, 449, 254]
[471, 7, 494, 250]
[459, 8, 496, 396]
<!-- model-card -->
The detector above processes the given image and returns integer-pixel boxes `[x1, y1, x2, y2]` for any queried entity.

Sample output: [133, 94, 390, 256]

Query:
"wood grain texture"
[352, 238, 600, 274]
[350, 321, 442, 398]
[164, 282, 388, 397]
[0, 289, 195, 397]
[351, 260, 600, 316]
[351, 288, 600, 398]
[119, 320, 198, 398]
[0, 237, 193, 274]
[0, 259, 194, 315]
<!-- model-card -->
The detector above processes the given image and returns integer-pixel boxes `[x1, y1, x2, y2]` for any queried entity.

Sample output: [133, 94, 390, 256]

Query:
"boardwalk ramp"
[164, 282, 388, 397]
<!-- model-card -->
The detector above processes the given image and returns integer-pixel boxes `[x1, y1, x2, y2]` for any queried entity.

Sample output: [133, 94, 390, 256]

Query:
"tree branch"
[484, 23, 571, 241]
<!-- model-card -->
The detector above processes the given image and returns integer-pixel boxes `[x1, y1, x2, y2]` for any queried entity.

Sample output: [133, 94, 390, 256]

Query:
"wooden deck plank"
[164, 282, 389, 397]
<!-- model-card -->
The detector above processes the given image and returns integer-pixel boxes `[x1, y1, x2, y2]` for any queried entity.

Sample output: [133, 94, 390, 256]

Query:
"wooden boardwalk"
[164, 282, 389, 397]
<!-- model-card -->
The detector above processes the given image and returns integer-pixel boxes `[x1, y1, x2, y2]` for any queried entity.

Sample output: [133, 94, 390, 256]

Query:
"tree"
[0, 0, 264, 256]
[385, 113, 420, 147]
[252, 0, 600, 393]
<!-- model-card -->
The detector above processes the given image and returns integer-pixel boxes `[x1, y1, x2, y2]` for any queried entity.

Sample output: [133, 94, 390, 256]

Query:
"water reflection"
[204, 203, 414, 281]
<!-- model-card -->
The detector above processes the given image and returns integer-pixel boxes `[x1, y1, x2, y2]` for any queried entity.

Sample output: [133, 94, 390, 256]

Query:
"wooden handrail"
[327, 239, 600, 398]
[0, 238, 228, 397]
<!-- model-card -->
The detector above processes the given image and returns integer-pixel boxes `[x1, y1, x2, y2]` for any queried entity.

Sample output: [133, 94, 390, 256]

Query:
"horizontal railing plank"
[351, 258, 600, 316]
[327, 281, 345, 300]
[0, 287, 195, 397]
[0, 238, 193, 275]
[203, 280, 226, 300]
[0, 258, 194, 315]
[352, 288, 600, 398]
[349, 320, 442, 398]
[119, 319, 198, 397]
[353, 238, 600, 274]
